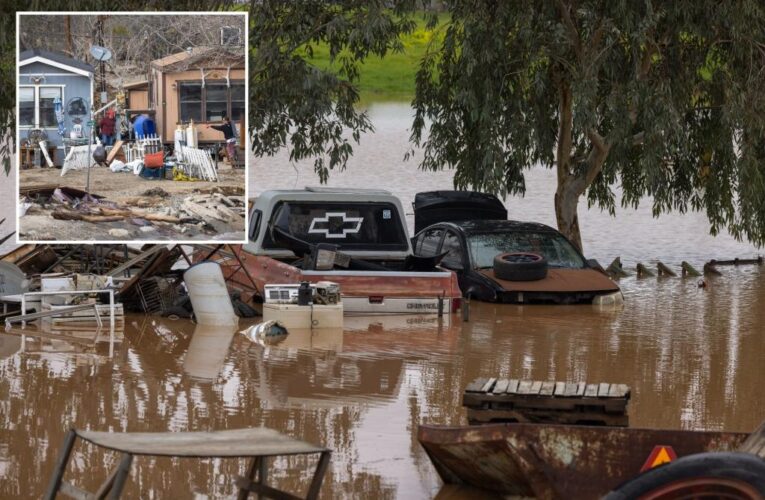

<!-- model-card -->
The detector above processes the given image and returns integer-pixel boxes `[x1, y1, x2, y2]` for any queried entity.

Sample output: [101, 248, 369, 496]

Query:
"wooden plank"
[598, 383, 611, 397]
[466, 408, 630, 427]
[554, 382, 566, 396]
[465, 378, 488, 393]
[506, 379, 520, 394]
[517, 380, 533, 395]
[539, 381, 555, 396]
[564, 383, 578, 397]
[612, 384, 630, 398]
[480, 378, 497, 393]
[608, 384, 629, 398]
[493, 379, 509, 394]
[530, 381, 542, 395]
[576, 382, 586, 396]
[585, 384, 599, 397]
[106, 140, 124, 165]
[478, 396, 627, 414]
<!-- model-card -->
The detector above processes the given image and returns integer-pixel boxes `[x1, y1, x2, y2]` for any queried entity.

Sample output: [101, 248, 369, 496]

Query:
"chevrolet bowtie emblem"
[308, 212, 363, 238]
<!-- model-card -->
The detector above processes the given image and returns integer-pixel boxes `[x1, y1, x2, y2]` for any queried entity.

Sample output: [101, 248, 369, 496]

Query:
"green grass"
[305, 14, 449, 101]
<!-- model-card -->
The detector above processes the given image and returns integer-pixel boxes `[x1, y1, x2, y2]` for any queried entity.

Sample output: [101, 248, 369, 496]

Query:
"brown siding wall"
[128, 89, 148, 110]
[160, 68, 246, 143]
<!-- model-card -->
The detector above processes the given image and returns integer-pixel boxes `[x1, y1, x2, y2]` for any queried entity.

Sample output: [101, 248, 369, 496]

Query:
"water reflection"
[0, 333, 21, 359]
[183, 323, 238, 381]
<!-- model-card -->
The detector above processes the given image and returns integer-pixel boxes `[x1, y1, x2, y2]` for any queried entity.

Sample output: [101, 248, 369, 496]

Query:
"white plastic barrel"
[186, 121, 198, 148]
[183, 262, 238, 326]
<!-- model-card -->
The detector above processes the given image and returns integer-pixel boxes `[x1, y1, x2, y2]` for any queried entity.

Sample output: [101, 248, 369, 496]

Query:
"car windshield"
[467, 231, 585, 269]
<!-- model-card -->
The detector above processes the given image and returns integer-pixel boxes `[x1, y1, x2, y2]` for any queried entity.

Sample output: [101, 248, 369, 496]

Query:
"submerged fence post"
[606, 257, 629, 278]
[636, 263, 655, 278]
[681, 261, 701, 277]
[657, 261, 677, 277]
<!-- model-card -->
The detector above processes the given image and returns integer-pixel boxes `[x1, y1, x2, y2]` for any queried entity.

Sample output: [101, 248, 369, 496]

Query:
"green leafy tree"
[249, 0, 417, 182]
[412, 0, 765, 251]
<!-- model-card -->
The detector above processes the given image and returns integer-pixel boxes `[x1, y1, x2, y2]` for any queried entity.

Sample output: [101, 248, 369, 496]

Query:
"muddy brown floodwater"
[0, 103, 764, 498]
[1, 267, 765, 498]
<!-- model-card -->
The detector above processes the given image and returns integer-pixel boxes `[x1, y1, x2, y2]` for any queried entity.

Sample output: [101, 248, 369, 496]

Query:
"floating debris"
[242, 320, 289, 346]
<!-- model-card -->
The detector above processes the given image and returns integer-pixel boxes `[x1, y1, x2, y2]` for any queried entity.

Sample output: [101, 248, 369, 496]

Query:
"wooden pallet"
[463, 377, 630, 427]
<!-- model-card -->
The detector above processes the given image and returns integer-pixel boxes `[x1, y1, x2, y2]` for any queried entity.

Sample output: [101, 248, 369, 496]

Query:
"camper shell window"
[262, 201, 408, 251]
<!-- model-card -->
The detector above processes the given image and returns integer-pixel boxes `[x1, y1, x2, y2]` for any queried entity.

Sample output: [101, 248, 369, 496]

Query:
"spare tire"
[493, 252, 547, 281]
[604, 452, 765, 500]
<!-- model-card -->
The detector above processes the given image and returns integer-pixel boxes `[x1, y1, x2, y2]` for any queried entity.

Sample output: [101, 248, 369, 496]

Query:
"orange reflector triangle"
[640, 445, 678, 472]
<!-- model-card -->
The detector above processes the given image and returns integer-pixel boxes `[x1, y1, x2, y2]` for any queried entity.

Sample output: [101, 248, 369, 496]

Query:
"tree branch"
[557, 0, 582, 61]
[557, 83, 574, 180]
[583, 128, 610, 187]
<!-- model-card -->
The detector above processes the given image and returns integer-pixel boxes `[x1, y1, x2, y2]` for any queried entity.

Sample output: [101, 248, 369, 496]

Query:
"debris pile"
[19, 184, 245, 238]
[1, 244, 259, 319]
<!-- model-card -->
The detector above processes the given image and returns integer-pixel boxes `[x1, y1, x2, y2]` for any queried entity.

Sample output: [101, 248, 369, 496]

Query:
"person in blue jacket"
[132, 113, 156, 139]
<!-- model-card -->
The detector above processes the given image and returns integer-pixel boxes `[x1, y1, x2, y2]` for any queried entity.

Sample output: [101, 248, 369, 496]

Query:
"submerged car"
[412, 192, 622, 305]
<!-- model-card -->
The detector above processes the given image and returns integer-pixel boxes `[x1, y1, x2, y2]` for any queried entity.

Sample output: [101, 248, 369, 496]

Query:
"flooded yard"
[1, 268, 764, 498]
[1, 101, 764, 497]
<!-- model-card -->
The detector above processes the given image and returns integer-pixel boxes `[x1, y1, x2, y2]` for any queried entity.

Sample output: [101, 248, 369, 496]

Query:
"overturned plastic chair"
[44, 427, 332, 499]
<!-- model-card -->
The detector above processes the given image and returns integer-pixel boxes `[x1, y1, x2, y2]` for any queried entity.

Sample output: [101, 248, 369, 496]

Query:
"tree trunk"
[555, 176, 583, 252]
[553, 82, 585, 252]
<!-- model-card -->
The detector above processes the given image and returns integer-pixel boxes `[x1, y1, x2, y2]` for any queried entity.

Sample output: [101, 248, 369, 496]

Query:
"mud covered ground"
[17, 164, 246, 241]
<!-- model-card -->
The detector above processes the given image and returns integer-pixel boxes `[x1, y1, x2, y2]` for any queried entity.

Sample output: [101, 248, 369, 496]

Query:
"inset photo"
[16, 11, 248, 242]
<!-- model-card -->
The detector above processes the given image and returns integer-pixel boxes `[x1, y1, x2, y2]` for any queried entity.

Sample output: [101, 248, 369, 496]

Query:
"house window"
[231, 83, 245, 122]
[19, 87, 35, 127]
[205, 84, 228, 121]
[179, 82, 203, 122]
[19, 85, 63, 128]
[177, 80, 245, 123]
[39, 87, 61, 127]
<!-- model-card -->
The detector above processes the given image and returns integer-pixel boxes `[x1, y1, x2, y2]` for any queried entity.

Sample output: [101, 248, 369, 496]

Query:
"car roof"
[428, 219, 558, 234]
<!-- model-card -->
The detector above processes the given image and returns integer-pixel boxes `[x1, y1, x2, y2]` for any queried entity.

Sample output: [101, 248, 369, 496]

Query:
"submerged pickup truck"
[209, 187, 462, 315]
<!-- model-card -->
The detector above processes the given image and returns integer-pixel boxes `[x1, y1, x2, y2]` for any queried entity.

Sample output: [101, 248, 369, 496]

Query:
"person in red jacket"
[99, 109, 116, 146]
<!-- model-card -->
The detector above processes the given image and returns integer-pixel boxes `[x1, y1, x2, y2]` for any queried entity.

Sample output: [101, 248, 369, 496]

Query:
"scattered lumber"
[52, 209, 123, 223]
[105, 140, 124, 165]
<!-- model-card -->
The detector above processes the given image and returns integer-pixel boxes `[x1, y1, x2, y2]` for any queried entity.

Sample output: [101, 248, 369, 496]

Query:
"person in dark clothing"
[99, 109, 116, 146]
[207, 115, 238, 163]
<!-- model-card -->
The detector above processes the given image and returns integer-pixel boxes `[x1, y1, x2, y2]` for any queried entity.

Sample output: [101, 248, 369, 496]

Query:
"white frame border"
[15, 10, 249, 245]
